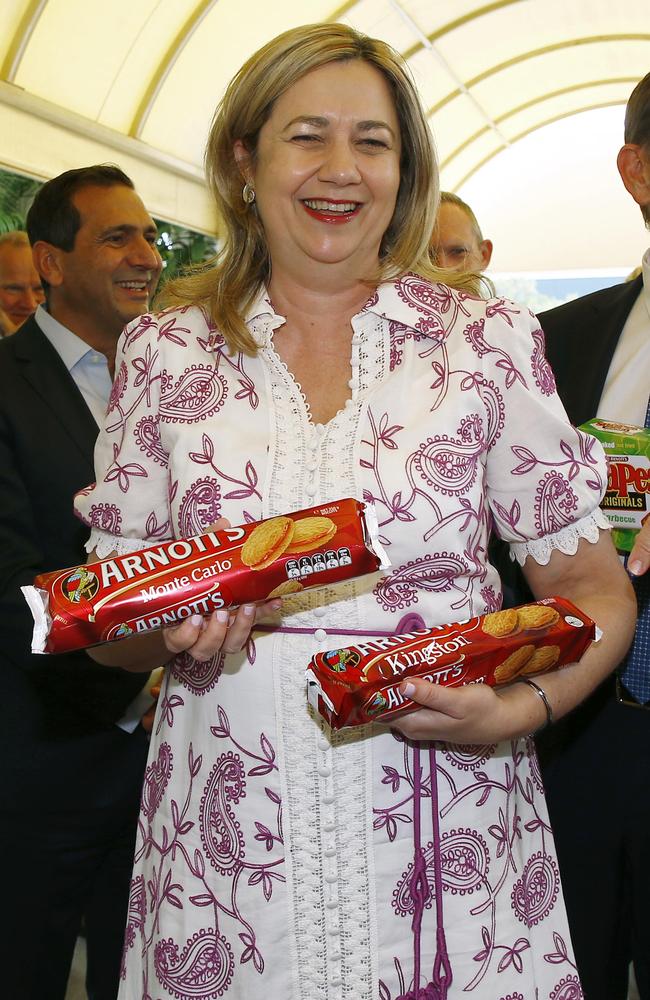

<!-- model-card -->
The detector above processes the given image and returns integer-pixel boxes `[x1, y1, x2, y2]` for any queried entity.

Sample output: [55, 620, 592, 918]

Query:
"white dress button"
[324, 847, 336, 858]
[314, 605, 327, 618]
[306, 458, 318, 472]
[330, 975, 343, 987]
[348, 377, 359, 390]
[326, 898, 339, 909]
[314, 628, 327, 643]
[322, 794, 335, 805]
[325, 872, 338, 884]
[323, 820, 335, 832]
[318, 765, 331, 777]
[306, 483, 317, 497]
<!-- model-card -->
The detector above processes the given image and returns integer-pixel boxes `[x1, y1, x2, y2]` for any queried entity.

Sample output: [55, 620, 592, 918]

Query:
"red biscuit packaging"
[23, 498, 389, 655]
[306, 597, 598, 730]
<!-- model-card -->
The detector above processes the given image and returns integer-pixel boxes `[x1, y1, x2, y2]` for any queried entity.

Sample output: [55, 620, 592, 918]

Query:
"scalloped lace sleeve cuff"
[509, 509, 611, 566]
[85, 528, 160, 559]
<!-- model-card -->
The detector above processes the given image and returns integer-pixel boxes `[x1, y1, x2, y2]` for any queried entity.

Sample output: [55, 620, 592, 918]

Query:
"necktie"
[618, 394, 650, 704]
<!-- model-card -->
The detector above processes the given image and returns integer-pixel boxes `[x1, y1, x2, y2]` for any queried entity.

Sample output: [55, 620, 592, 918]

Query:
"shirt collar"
[239, 275, 440, 345]
[34, 304, 97, 371]
[640, 248, 650, 322]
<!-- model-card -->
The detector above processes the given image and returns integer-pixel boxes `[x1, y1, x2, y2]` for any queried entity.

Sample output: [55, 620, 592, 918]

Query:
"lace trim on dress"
[85, 527, 157, 558]
[262, 310, 391, 998]
[509, 508, 611, 566]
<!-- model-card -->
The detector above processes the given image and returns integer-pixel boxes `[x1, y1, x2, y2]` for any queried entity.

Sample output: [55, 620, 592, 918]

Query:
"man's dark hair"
[26, 164, 134, 250]
[624, 72, 650, 149]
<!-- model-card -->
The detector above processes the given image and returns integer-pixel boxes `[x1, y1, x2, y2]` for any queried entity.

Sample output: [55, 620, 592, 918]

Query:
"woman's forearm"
[86, 629, 171, 672]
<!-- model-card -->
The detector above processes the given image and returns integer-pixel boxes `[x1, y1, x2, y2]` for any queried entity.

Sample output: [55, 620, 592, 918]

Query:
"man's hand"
[628, 519, 650, 577]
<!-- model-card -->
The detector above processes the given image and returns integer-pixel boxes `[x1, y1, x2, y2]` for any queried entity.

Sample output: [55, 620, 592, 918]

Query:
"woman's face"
[243, 59, 402, 279]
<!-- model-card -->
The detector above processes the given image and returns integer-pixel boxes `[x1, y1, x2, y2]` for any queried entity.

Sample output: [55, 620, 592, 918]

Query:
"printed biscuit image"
[267, 580, 304, 598]
[493, 644, 536, 684]
[285, 516, 337, 554]
[240, 516, 296, 570]
[517, 605, 560, 631]
[520, 645, 561, 675]
[482, 608, 519, 638]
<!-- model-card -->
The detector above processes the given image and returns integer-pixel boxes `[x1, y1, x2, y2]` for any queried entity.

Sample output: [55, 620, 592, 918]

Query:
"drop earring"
[242, 183, 256, 204]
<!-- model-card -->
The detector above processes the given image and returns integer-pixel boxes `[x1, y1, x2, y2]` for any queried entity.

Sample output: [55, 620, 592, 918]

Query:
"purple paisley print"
[512, 852, 560, 927]
[531, 328, 556, 396]
[172, 650, 225, 695]
[141, 741, 173, 824]
[134, 414, 167, 466]
[374, 553, 468, 612]
[160, 366, 227, 423]
[535, 471, 579, 535]
[86, 501, 122, 533]
[550, 975, 583, 999]
[199, 752, 247, 874]
[178, 477, 222, 536]
[155, 931, 234, 999]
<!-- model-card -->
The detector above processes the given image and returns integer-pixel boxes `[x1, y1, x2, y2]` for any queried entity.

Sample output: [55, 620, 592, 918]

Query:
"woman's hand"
[163, 599, 281, 661]
[390, 676, 546, 743]
[391, 530, 637, 744]
[628, 519, 650, 578]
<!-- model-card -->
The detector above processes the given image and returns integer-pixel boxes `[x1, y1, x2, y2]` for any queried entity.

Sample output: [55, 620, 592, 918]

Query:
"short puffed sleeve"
[477, 298, 610, 565]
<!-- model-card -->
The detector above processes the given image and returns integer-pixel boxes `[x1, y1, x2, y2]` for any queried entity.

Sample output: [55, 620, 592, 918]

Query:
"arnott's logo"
[62, 566, 99, 603]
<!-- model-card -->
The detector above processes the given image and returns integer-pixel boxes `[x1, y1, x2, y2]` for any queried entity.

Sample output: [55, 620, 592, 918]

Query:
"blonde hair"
[161, 23, 474, 354]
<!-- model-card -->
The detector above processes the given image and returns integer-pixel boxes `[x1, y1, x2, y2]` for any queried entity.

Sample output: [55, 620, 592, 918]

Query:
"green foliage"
[153, 221, 219, 286]
[0, 171, 42, 233]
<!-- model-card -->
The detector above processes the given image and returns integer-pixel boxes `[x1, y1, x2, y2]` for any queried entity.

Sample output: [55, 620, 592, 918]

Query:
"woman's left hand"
[390, 677, 541, 743]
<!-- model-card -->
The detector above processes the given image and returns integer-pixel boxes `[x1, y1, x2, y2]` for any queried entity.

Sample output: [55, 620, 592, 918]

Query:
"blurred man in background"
[0, 164, 162, 1000]
[430, 191, 493, 273]
[0, 229, 44, 334]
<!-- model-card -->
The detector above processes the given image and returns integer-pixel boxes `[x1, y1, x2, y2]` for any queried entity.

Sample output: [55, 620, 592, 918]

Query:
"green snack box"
[579, 417, 650, 552]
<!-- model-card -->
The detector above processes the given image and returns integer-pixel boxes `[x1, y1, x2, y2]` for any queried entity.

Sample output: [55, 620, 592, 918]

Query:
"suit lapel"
[13, 317, 99, 459]
[542, 276, 643, 426]
[583, 276, 643, 419]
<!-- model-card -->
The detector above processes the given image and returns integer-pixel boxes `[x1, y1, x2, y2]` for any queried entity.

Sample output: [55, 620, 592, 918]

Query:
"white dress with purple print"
[76, 276, 607, 1000]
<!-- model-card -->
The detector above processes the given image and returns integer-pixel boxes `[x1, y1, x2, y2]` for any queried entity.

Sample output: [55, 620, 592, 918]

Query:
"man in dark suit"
[536, 74, 650, 1000]
[0, 165, 162, 999]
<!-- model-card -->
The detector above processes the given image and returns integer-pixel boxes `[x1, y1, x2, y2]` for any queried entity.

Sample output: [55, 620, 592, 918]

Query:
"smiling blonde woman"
[76, 22, 635, 1000]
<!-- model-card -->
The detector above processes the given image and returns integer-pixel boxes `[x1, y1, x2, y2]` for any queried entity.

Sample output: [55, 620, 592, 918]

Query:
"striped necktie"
[618, 394, 650, 704]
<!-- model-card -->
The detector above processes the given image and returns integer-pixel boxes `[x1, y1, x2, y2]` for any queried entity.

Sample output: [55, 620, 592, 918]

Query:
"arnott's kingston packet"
[23, 498, 388, 655]
[306, 597, 597, 730]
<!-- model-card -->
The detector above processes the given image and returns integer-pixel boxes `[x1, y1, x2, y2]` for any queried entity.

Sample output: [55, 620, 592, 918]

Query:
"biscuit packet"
[23, 498, 389, 655]
[306, 597, 598, 730]
[579, 417, 650, 553]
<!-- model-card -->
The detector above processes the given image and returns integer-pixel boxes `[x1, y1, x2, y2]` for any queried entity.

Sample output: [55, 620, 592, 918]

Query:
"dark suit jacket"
[538, 275, 643, 426]
[0, 316, 147, 803]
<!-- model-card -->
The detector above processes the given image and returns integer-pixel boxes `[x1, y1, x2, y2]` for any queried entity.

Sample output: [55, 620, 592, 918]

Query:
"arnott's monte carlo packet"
[306, 597, 598, 730]
[22, 498, 389, 655]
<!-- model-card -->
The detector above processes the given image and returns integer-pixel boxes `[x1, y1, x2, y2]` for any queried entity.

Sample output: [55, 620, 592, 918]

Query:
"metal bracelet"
[522, 678, 554, 732]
